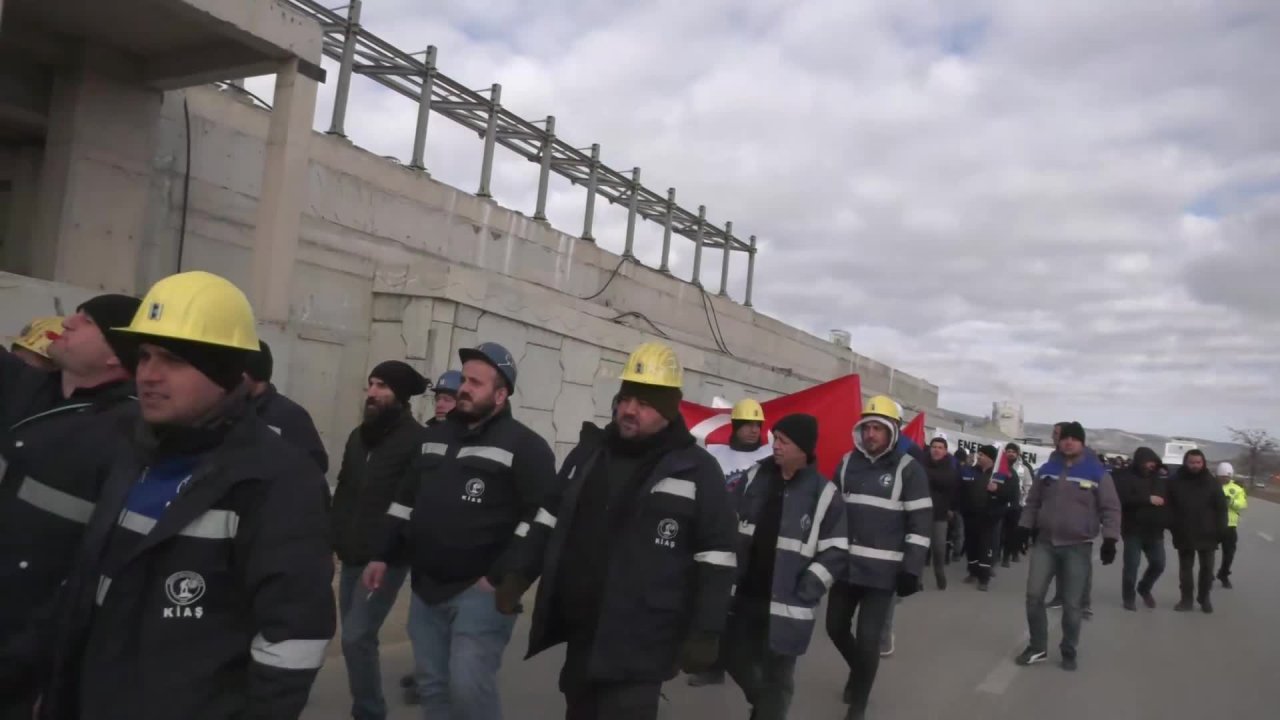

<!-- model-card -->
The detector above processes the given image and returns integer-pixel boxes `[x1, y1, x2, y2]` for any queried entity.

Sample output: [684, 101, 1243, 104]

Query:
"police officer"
[1216, 462, 1246, 589]
[827, 395, 932, 720]
[8, 317, 63, 371]
[725, 413, 846, 720]
[365, 342, 556, 720]
[525, 341, 738, 720]
[428, 369, 462, 426]
[244, 340, 329, 473]
[0, 297, 139, 720]
[334, 360, 428, 720]
[3, 271, 336, 718]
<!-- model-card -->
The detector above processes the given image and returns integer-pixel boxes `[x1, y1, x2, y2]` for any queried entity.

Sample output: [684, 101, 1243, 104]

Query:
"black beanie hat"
[978, 444, 999, 462]
[773, 413, 819, 463]
[370, 360, 429, 403]
[148, 337, 249, 392]
[245, 340, 273, 383]
[955, 448, 968, 460]
[1059, 421, 1086, 444]
[79, 294, 142, 364]
[618, 380, 683, 421]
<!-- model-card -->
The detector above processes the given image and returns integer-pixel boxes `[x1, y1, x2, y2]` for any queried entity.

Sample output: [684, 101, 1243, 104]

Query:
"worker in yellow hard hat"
[690, 396, 770, 688]
[9, 316, 63, 370]
[525, 340, 738, 719]
[11, 271, 335, 719]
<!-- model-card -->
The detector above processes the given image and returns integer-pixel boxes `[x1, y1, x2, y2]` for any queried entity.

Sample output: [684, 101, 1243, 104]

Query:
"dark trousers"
[1002, 507, 1024, 561]
[825, 582, 893, 714]
[1218, 528, 1238, 579]
[561, 632, 661, 720]
[1121, 534, 1166, 603]
[0, 692, 37, 720]
[964, 513, 995, 582]
[1177, 548, 1216, 602]
[929, 520, 949, 587]
[724, 599, 797, 720]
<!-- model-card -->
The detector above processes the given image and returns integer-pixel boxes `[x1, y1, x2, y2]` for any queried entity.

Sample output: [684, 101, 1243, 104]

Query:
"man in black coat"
[331, 360, 428, 720]
[1167, 449, 1227, 613]
[0, 295, 139, 720]
[961, 445, 1017, 591]
[244, 340, 329, 474]
[1113, 447, 1169, 610]
[922, 436, 959, 589]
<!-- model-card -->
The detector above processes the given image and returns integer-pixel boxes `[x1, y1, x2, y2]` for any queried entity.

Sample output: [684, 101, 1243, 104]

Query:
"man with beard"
[332, 360, 428, 720]
[1216, 462, 1247, 589]
[1, 271, 334, 718]
[8, 317, 63, 371]
[922, 437, 959, 589]
[828, 395, 931, 720]
[244, 340, 328, 473]
[961, 445, 1016, 591]
[1167, 450, 1227, 613]
[525, 341, 737, 720]
[0, 296, 139, 720]
[1015, 421, 1120, 671]
[688, 396, 771, 687]
[1113, 447, 1169, 610]
[365, 342, 556, 720]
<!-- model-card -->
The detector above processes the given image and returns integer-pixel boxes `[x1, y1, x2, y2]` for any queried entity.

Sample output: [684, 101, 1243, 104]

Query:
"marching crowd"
[0, 269, 1252, 720]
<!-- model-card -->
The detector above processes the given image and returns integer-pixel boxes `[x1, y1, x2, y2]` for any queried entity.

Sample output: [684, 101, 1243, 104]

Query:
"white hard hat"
[1216, 462, 1234, 477]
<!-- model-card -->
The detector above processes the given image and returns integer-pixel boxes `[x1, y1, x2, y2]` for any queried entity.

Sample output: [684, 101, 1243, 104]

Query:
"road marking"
[976, 633, 1031, 696]
[1258, 531, 1274, 543]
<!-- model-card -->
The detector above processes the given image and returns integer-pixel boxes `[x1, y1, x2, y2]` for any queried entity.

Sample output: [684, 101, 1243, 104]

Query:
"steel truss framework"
[286, 0, 758, 305]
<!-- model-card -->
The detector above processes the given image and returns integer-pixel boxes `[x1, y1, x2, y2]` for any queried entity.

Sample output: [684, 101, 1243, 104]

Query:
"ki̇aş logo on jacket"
[163, 570, 207, 619]
[462, 478, 486, 504]
[655, 518, 680, 548]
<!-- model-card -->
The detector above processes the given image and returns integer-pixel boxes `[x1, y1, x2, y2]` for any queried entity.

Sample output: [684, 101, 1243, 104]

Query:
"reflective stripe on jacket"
[835, 448, 933, 589]
[1224, 483, 1247, 528]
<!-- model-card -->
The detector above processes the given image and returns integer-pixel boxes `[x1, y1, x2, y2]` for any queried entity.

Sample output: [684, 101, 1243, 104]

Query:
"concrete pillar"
[250, 59, 318, 323]
[30, 44, 162, 293]
[0, 146, 42, 274]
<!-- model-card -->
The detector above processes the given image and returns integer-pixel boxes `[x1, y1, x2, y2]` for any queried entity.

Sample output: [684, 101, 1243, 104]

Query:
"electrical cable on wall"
[177, 97, 192, 272]
[581, 256, 628, 300]
[704, 288, 733, 356]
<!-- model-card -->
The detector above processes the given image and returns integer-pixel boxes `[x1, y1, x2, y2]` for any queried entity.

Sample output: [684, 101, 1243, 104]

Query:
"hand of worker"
[895, 572, 921, 598]
[987, 482, 998, 492]
[1015, 525, 1035, 548]
[362, 561, 388, 592]
[1150, 495, 1165, 506]
[494, 574, 531, 615]
[677, 632, 720, 674]
[1100, 538, 1117, 565]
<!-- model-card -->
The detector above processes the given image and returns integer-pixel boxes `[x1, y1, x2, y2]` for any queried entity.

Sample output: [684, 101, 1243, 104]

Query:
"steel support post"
[327, 0, 361, 136]
[691, 205, 706, 286]
[622, 167, 641, 258]
[582, 143, 600, 242]
[659, 187, 675, 273]
[409, 45, 437, 172]
[477, 83, 501, 198]
[533, 116, 555, 221]
[718, 221, 733, 297]
[744, 235, 758, 307]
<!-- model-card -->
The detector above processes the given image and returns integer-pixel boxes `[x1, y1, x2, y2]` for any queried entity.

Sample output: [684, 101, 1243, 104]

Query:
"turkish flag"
[679, 374, 862, 477]
[902, 413, 926, 447]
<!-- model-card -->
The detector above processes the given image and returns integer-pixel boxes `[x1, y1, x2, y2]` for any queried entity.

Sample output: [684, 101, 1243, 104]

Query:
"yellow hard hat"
[731, 398, 764, 422]
[11, 317, 64, 357]
[114, 271, 259, 351]
[863, 394, 902, 423]
[618, 341, 683, 388]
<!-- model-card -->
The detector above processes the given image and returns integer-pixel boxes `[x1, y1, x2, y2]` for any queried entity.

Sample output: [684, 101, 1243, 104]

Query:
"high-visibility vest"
[1223, 482, 1248, 528]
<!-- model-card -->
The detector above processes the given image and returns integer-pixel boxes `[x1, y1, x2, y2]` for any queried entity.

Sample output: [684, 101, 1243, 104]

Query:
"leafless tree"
[1228, 427, 1278, 487]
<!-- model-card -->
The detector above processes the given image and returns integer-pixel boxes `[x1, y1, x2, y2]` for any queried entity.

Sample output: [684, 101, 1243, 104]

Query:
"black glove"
[896, 572, 920, 598]
[677, 632, 720, 674]
[493, 574, 532, 616]
[1100, 538, 1117, 565]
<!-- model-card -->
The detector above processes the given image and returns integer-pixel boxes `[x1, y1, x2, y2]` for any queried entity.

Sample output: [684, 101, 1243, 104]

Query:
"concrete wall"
[1, 83, 940, 471]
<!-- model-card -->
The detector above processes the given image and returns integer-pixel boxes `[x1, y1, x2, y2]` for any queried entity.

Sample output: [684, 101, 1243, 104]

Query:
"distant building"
[992, 401, 1024, 438]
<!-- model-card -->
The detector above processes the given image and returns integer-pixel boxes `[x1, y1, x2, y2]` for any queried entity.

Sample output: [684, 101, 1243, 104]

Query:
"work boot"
[1123, 599, 1137, 611]
[1200, 598, 1214, 614]
[687, 669, 725, 687]
[936, 575, 948, 591]
[1140, 589, 1157, 609]
[1061, 655, 1078, 672]
[978, 580, 990, 592]
[1015, 647, 1047, 666]
[1174, 595, 1194, 612]
[1218, 575, 1233, 589]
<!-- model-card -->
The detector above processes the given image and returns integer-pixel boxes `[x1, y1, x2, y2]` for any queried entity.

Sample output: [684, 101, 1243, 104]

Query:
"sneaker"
[687, 669, 725, 687]
[1061, 656, 1078, 672]
[1047, 598, 1064, 609]
[1200, 599, 1214, 614]
[1016, 648, 1048, 666]
[1140, 590, 1157, 609]
[1219, 577, 1233, 589]
[1174, 599, 1194, 612]
[1123, 599, 1137, 611]
[880, 632, 895, 657]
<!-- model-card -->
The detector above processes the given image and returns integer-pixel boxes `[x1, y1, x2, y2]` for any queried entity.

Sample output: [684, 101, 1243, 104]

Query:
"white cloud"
[253, 0, 1280, 441]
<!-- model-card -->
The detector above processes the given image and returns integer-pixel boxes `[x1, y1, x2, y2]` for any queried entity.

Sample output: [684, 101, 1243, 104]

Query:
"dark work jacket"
[330, 410, 425, 566]
[961, 466, 1019, 517]
[19, 407, 336, 720]
[1167, 466, 1228, 551]
[253, 384, 328, 474]
[0, 350, 137, 643]
[923, 454, 960, 522]
[1113, 448, 1170, 539]
[378, 405, 557, 603]
[527, 419, 737, 683]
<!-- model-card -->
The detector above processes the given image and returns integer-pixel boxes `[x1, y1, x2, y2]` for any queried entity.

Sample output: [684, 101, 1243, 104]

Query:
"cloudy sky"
[253, 0, 1279, 441]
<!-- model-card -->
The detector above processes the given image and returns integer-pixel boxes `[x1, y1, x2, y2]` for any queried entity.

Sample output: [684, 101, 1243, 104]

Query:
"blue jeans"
[1025, 541, 1091, 659]
[407, 584, 517, 720]
[338, 563, 409, 720]
[1121, 534, 1166, 603]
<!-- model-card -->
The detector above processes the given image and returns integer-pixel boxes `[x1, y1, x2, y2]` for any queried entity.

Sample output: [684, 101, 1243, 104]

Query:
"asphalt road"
[303, 498, 1280, 720]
